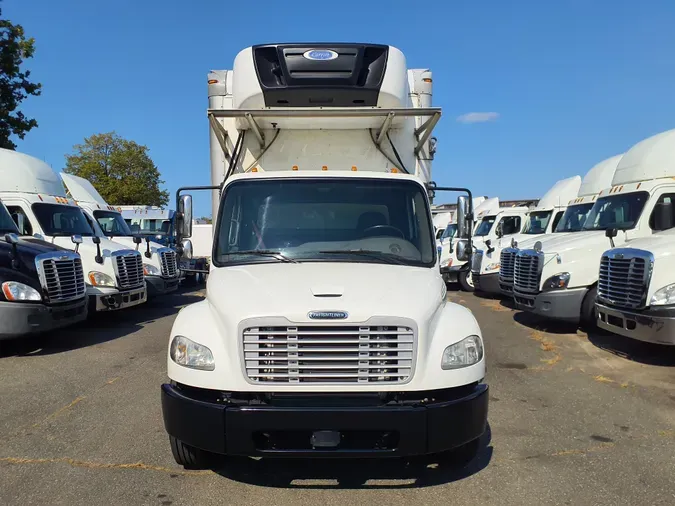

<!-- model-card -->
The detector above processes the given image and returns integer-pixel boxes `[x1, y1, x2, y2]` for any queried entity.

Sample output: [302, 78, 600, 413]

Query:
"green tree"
[0, 2, 42, 149]
[64, 132, 170, 207]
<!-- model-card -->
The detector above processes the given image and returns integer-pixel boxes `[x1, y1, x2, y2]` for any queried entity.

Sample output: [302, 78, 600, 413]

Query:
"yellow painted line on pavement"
[32, 396, 85, 427]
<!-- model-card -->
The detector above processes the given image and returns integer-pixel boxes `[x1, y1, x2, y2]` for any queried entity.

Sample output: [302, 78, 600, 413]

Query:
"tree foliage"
[64, 132, 170, 207]
[0, 2, 42, 150]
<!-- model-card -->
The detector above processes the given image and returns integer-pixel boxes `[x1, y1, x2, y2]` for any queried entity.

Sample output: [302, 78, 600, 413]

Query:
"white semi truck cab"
[161, 43, 488, 469]
[513, 129, 675, 326]
[0, 149, 147, 313]
[472, 176, 581, 295]
[61, 173, 180, 296]
[499, 154, 623, 296]
[596, 228, 675, 345]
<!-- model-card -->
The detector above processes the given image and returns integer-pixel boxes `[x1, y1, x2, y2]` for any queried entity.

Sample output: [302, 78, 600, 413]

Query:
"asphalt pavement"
[0, 286, 673, 505]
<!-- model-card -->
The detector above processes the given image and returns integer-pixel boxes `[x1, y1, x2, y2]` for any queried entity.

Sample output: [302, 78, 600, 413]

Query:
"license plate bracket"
[310, 430, 341, 448]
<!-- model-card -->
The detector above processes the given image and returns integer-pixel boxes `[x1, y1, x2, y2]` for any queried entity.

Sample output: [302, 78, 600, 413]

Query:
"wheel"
[580, 285, 598, 330]
[436, 438, 481, 468]
[169, 435, 217, 470]
[459, 268, 475, 292]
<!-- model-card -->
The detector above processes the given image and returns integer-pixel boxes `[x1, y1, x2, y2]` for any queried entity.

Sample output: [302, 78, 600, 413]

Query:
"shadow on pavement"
[587, 330, 675, 367]
[0, 287, 204, 358]
[512, 310, 579, 335]
[213, 425, 493, 489]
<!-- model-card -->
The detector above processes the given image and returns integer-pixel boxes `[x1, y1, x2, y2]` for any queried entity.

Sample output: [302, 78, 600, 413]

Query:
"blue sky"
[6, 0, 675, 217]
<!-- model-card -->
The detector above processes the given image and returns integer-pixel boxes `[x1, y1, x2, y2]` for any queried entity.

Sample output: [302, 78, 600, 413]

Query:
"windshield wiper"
[225, 250, 299, 263]
[318, 249, 407, 265]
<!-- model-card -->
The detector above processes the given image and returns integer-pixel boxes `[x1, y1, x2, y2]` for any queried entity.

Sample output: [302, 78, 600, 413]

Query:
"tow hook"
[102, 294, 123, 309]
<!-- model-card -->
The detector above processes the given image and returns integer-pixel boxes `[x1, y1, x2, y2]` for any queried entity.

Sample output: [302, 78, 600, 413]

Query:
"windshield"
[474, 216, 496, 237]
[94, 210, 133, 237]
[582, 192, 650, 231]
[0, 203, 19, 234]
[32, 203, 94, 237]
[441, 224, 457, 240]
[126, 218, 172, 236]
[522, 210, 552, 235]
[554, 203, 594, 232]
[213, 178, 435, 267]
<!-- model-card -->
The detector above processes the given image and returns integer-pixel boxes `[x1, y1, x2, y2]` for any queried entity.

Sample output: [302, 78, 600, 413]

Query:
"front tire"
[169, 436, 217, 470]
[580, 285, 598, 330]
[459, 268, 475, 292]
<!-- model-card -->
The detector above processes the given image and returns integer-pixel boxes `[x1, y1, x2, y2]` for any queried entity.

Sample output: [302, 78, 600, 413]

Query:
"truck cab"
[0, 200, 88, 339]
[161, 43, 488, 469]
[61, 173, 180, 297]
[499, 154, 623, 296]
[0, 149, 147, 313]
[513, 129, 675, 327]
[471, 176, 581, 295]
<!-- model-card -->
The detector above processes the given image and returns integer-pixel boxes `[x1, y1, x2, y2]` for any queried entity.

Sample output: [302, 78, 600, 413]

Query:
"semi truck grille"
[243, 325, 415, 384]
[597, 250, 653, 309]
[159, 249, 178, 278]
[471, 250, 484, 273]
[500, 248, 516, 282]
[37, 252, 86, 303]
[514, 251, 542, 293]
[112, 251, 144, 289]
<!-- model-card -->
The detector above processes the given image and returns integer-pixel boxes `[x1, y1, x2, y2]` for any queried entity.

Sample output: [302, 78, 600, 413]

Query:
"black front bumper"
[0, 297, 88, 340]
[473, 272, 501, 294]
[145, 276, 180, 297]
[161, 383, 489, 458]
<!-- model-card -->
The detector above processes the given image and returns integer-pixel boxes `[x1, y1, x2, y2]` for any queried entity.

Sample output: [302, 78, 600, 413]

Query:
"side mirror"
[91, 235, 103, 264]
[5, 233, 20, 268]
[181, 239, 193, 260]
[177, 194, 193, 239]
[92, 236, 101, 245]
[71, 234, 83, 253]
[653, 201, 674, 231]
[455, 238, 472, 262]
[133, 235, 143, 245]
[496, 223, 504, 238]
[456, 196, 472, 239]
[605, 227, 618, 249]
[5, 233, 19, 245]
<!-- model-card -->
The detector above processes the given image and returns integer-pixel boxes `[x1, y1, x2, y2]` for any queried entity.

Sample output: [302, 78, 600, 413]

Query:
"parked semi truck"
[161, 43, 488, 469]
[596, 227, 675, 345]
[471, 176, 581, 295]
[498, 154, 623, 296]
[513, 128, 675, 327]
[61, 174, 180, 296]
[0, 200, 88, 339]
[0, 149, 147, 313]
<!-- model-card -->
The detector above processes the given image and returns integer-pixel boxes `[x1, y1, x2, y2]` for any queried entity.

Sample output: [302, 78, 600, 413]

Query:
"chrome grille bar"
[514, 250, 542, 293]
[597, 249, 653, 309]
[36, 252, 86, 303]
[112, 250, 144, 289]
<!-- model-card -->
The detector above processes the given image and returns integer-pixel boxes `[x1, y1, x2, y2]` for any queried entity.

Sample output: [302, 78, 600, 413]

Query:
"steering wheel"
[361, 225, 405, 239]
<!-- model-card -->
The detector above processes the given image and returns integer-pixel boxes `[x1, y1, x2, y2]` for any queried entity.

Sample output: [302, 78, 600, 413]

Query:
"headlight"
[542, 273, 570, 291]
[88, 271, 116, 287]
[143, 263, 160, 276]
[1, 281, 42, 302]
[485, 263, 500, 272]
[441, 335, 484, 370]
[650, 283, 675, 306]
[170, 335, 215, 371]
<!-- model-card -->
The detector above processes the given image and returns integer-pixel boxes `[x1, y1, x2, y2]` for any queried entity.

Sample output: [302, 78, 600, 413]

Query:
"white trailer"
[513, 128, 675, 327]
[162, 43, 488, 469]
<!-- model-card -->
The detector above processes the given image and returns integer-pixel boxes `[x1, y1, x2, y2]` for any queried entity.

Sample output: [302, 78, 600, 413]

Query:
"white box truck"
[61, 173, 180, 296]
[513, 129, 675, 327]
[471, 176, 581, 295]
[0, 149, 147, 313]
[595, 228, 675, 345]
[161, 43, 488, 468]
[498, 154, 623, 296]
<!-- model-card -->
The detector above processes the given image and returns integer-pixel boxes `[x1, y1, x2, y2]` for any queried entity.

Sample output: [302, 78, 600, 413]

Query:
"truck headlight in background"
[143, 264, 160, 276]
[1, 281, 42, 302]
[650, 283, 675, 306]
[88, 271, 116, 287]
[485, 263, 500, 272]
[170, 335, 215, 371]
[542, 273, 570, 291]
[441, 335, 483, 370]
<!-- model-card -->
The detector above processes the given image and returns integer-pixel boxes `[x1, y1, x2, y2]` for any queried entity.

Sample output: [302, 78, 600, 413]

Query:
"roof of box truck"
[536, 175, 582, 210]
[61, 173, 110, 207]
[612, 129, 675, 186]
[0, 148, 67, 197]
[577, 154, 623, 198]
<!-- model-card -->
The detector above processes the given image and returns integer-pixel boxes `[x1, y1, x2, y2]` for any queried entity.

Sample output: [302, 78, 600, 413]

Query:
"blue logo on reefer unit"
[303, 49, 338, 61]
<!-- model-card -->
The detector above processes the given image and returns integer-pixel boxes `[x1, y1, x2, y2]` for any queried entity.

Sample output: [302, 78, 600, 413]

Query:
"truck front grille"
[597, 249, 653, 309]
[243, 325, 415, 384]
[499, 248, 516, 283]
[37, 252, 86, 303]
[514, 251, 542, 293]
[113, 251, 144, 289]
[159, 249, 178, 278]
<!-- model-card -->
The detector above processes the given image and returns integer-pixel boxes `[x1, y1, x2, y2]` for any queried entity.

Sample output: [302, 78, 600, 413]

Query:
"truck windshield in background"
[94, 210, 134, 237]
[126, 218, 172, 236]
[582, 192, 649, 231]
[522, 210, 552, 234]
[32, 203, 94, 237]
[213, 178, 436, 267]
[441, 223, 457, 240]
[554, 203, 594, 232]
[0, 203, 19, 234]
[474, 216, 496, 237]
